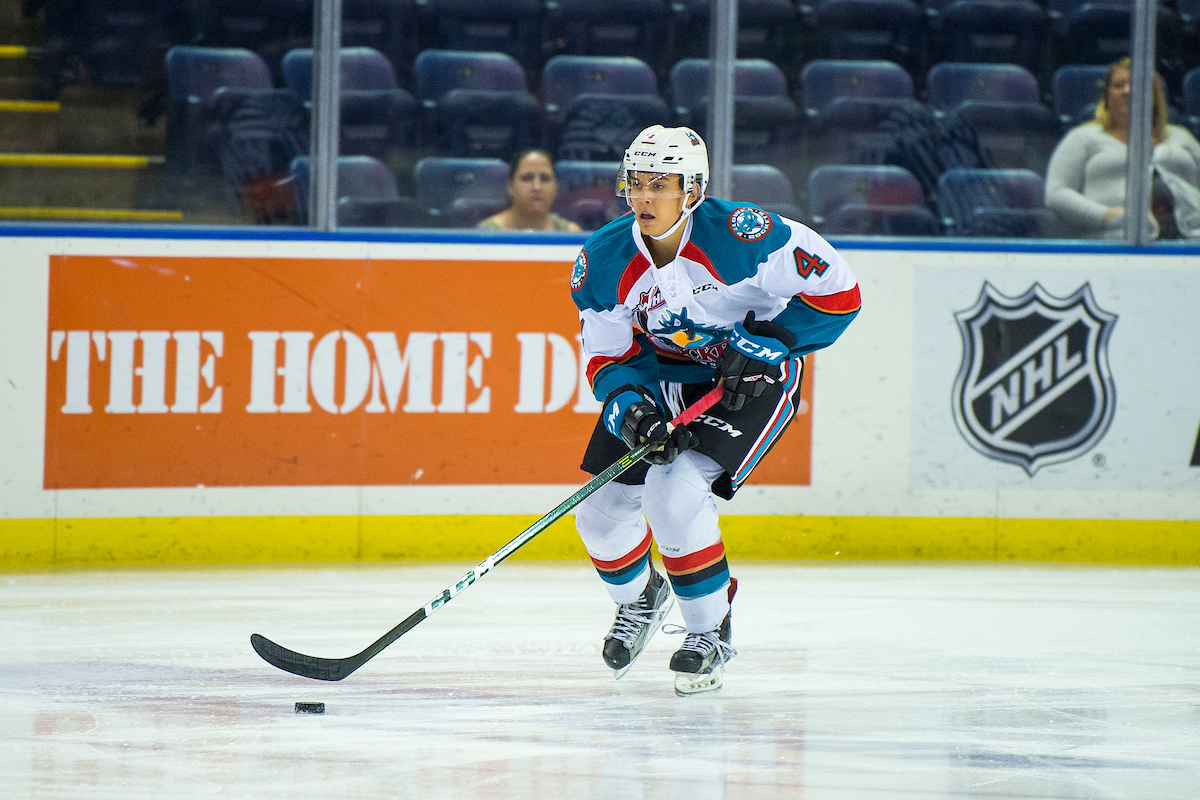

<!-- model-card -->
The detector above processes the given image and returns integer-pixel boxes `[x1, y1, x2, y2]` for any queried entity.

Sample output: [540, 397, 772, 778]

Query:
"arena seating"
[668, 58, 798, 158]
[807, 164, 939, 234]
[936, 167, 1057, 236]
[412, 156, 510, 225]
[1051, 64, 1108, 129]
[553, 160, 626, 230]
[413, 49, 543, 159]
[289, 154, 405, 223]
[282, 47, 417, 158]
[935, 0, 1047, 75]
[730, 164, 803, 220]
[809, 0, 925, 73]
[426, 0, 543, 72]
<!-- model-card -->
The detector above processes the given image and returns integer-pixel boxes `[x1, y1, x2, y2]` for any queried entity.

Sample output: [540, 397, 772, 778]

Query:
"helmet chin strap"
[647, 193, 704, 241]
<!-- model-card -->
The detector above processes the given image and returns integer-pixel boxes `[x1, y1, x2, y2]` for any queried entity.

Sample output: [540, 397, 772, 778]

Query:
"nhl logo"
[951, 282, 1117, 475]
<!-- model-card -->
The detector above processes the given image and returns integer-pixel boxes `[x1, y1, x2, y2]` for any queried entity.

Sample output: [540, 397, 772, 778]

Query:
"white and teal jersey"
[570, 197, 861, 403]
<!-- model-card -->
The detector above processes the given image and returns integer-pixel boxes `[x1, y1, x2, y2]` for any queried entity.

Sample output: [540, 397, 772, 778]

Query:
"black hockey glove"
[715, 311, 798, 412]
[602, 385, 699, 466]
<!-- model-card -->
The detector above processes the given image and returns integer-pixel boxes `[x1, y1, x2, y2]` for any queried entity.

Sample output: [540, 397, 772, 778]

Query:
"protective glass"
[616, 170, 687, 200]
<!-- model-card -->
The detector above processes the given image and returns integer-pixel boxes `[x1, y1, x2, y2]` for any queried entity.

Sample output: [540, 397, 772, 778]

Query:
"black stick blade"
[250, 633, 358, 682]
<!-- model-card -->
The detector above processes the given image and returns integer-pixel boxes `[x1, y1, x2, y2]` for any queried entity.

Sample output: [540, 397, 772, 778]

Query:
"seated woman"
[1045, 57, 1200, 239]
[478, 149, 582, 232]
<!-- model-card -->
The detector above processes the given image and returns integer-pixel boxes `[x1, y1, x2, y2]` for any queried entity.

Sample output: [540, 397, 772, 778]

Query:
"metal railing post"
[705, 0, 737, 200]
[310, 0, 342, 231]
[1124, 0, 1157, 245]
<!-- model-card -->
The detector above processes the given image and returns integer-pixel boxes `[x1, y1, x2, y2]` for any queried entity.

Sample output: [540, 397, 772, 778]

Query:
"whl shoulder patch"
[570, 249, 588, 291]
[728, 206, 772, 241]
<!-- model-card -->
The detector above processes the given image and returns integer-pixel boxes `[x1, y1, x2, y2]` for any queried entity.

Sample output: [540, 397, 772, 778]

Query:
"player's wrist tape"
[728, 321, 789, 365]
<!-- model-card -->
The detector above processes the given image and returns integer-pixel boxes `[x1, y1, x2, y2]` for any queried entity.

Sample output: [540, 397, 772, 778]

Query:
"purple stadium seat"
[1051, 64, 1108, 128]
[669, 0, 800, 66]
[541, 55, 661, 117]
[949, 101, 1060, 173]
[553, 161, 627, 230]
[551, 0, 671, 74]
[289, 155, 401, 223]
[925, 62, 1040, 113]
[937, 0, 1047, 73]
[730, 164, 802, 220]
[414, 50, 543, 159]
[800, 59, 914, 117]
[936, 167, 1056, 237]
[811, 0, 925, 72]
[412, 157, 510, 223]
[669, 58, 798, 155]
[427, 0, 543, 71]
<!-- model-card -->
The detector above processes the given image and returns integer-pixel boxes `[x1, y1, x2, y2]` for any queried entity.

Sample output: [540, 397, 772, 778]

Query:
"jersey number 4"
[794, 247, 830, 279]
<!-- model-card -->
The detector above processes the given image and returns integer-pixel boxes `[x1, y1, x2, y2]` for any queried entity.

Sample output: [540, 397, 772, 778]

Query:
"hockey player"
[570, 125, 860, 695]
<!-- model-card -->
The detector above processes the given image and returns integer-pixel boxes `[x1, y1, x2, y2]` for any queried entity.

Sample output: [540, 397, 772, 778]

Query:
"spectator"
[478, 149, 582, 232]
[1045, 57, 1200, 239]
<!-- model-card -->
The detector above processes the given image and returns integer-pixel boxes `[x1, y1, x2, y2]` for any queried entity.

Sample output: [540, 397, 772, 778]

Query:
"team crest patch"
[951, 282, 1117, 476]
[570, 250, 588, 291]
[728, 207, 772, 241]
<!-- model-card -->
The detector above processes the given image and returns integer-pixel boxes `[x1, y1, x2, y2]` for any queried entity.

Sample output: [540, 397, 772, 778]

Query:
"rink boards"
[1, 229, 1198, 568]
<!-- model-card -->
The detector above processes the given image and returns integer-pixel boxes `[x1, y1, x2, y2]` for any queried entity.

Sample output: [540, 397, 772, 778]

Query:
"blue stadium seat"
[800, 59, 914, 117]
[669, 58, 798, 156]
[338, 195, 430, 227]
[1184, 68, 1200, 139]
[949, 101, 1059, 173]
[800, 60, 917, 166]
[197, 0, 310, 82]
[1051, 64, 1107, 129]
[936, 167, 1056, 236]
[937, 0, 1047, 74]
[68, 0, 180, 88]
[165, 46, 274, 171]
[669, 0, 800, 66]
[553, 161, 626, 230]
[290, 155, 407, 225]
[550, 0, 671, 74]
[810, 0, 925, 72]
[412, 156, 510, 224]
[730, 164, 803, 220]
[808, 164, 926, 218]
[341, 0, 421, 87]
[427, 0, 543, 71]
[1049, 0, 1184, 83]
[282, 47, 417, 158]
[543, 56, 666, 155]
[413, 50, 544, 159]
[555, 94, 673, 161]
[926, 62, 1041, 114]
[541, 55, 661, 119]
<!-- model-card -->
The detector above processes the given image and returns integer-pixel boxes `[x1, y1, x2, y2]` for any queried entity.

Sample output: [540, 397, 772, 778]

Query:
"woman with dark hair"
[1045, 57, 1200, 239]
[478, 149, 582, 232]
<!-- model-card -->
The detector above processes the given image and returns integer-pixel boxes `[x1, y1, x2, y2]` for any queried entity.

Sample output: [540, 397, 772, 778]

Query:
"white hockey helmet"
[617, 125, 709, 203]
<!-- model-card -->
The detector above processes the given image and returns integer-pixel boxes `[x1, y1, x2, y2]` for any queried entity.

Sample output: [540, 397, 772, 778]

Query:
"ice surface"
[2, 562, 1199, 799]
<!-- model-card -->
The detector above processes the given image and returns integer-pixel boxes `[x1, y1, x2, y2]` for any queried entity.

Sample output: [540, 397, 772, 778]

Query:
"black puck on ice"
[295, 702, 325, 714]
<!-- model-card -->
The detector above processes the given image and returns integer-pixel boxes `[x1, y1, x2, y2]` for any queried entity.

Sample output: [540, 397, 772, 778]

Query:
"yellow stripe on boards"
[0, 46, 29, 58]
[0, 207, 183, 222]
[0, 153, 162, 168]
[2, 516, 1199, 570]
[0, 100, 60, 112]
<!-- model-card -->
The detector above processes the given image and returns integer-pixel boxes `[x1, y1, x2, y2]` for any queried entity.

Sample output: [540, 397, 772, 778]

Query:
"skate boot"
[668, 611, 736, 696]
[668, 576, 738, 696]
[602, 567, 674, 679]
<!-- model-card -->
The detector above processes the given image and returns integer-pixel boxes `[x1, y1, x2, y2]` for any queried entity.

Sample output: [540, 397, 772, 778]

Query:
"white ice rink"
[3, 561, 1198, 800]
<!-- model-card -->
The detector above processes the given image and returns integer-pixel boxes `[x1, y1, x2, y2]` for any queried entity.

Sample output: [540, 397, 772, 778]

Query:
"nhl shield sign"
[952, 282, 1117, 475]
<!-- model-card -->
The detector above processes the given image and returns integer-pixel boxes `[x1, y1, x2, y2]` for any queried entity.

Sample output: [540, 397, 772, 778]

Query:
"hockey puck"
[295, 702, 325, 714]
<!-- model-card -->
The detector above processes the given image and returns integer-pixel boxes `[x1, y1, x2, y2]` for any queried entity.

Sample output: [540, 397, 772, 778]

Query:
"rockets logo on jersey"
[570, 250, 588, 291]
[640, 307, 728, 366]
[728, 207, 772, 241]
[952, 282, 1117, 476]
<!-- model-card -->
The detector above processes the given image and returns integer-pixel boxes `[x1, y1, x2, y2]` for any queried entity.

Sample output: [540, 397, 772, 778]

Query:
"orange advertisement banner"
[45, 255, 812, 489]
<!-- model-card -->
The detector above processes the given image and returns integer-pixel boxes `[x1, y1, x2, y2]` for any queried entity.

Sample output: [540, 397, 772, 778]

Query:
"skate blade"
[673, 663, 724, 696]
[613, 594, 675, 681]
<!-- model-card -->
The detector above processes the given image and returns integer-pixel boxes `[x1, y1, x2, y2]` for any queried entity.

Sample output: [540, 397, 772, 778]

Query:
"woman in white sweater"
[1045, 58, 1200, 240]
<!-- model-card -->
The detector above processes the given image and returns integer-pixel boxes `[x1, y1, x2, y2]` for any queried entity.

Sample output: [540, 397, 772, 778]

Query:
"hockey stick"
[251, 384, 725, 682]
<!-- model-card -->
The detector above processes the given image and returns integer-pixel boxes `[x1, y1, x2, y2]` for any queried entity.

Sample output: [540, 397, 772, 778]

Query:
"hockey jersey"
[570, 197, 860, 403]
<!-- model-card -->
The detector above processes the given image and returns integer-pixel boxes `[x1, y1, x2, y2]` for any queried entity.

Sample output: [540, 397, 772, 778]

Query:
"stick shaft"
[251, 385, 725, 681]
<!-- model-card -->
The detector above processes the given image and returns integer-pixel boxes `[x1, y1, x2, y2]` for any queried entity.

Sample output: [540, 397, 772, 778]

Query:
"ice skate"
[602, 568, 674, 679]
[668, 611, 736, 696]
